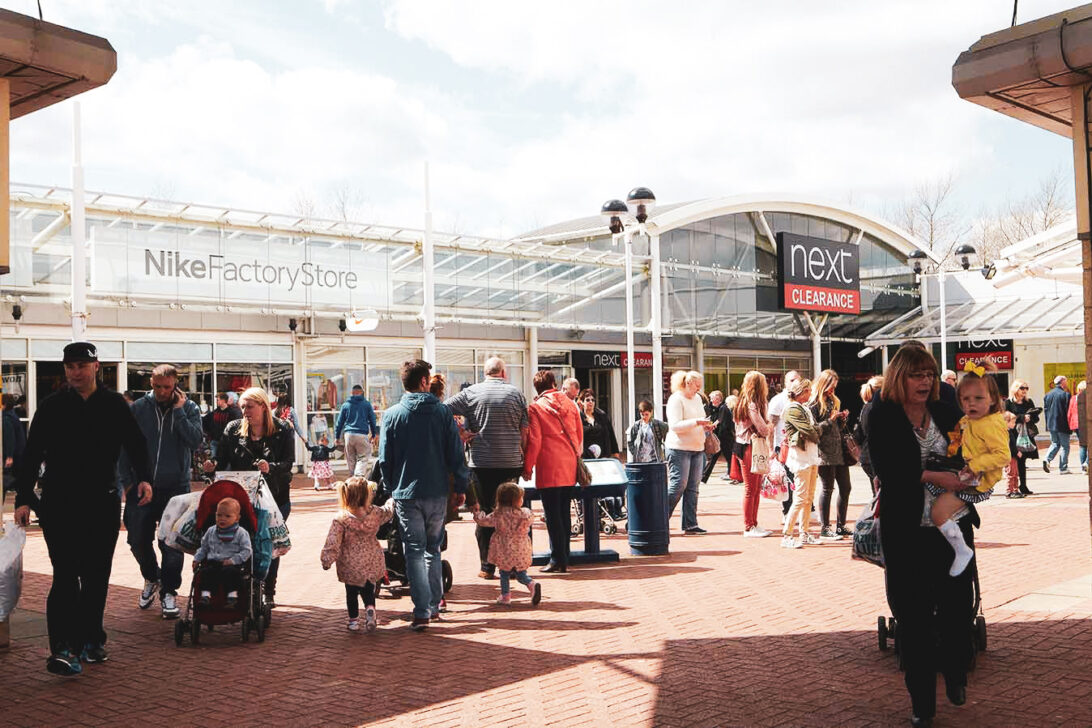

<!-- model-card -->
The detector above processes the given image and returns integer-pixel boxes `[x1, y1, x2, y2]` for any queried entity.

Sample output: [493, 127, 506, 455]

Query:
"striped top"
[444, 377, 529, 468]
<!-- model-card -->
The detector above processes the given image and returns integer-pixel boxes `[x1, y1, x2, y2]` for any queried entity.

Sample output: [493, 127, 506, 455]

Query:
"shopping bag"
[0, 520, 26, 621]
[851, 490, 884, 568]
[750, 435, 770, 475]
[760, 475, 787, 501]
[219, 472, 292, 557]
[1015, 422, 1036, 454]
[766, 459, 786, 487]
[157, 491, 202, 546]
[162, 492, 204, 553]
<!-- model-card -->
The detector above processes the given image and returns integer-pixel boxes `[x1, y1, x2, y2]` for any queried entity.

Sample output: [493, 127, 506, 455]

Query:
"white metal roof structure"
[3, 185, 926, 343]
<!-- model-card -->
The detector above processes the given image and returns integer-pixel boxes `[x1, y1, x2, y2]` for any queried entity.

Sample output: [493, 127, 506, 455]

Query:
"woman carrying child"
[320, 477, 394, 632]
[472, 482, 542, 605]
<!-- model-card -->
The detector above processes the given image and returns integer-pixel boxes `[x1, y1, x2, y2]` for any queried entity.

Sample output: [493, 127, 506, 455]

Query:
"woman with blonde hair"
[732, 371, 771, 537]
[203, 386, 295, 605]
[809, 369, 851, 539]
[665, 370, 714, 534]
[1004, 378, 1040, 497]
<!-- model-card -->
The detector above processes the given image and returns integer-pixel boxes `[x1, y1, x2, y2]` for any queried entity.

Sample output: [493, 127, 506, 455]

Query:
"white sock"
[938, 519, 974, 577]
[200, 590, 211, 598]
[227, 591, 238, 599]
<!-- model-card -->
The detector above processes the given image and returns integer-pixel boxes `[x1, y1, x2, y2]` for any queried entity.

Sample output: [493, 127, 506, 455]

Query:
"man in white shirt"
[767, 370, 801, 516]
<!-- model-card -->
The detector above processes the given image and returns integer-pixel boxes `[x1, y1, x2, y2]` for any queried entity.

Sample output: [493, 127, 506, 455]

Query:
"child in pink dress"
[472, 482, 542, 606]
[320, 477, 394, 632]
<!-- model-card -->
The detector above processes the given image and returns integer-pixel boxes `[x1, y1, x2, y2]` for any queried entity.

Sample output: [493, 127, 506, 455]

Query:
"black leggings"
[817, 464, 852, 530]
[345, 583, 377, 619]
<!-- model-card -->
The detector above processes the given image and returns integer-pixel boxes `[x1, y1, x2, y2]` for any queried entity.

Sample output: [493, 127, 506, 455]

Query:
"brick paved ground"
[2, 462, 1090, 727]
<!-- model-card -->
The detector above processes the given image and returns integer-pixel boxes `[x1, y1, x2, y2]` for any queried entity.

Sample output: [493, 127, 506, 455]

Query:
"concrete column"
[526, 326, 538, 394]
[1068, 83, 1092, 512]
[694, 336, 704, 379]
[650, 234, 665, 420]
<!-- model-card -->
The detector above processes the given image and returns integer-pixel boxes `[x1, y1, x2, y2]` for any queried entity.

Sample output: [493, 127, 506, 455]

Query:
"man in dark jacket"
[202, 392, 241, 460]
[2, 393, 26, 500]
[14, 342, 152, 676]
[119, 364, 203, 619]
[1042, 375, 1072, 474]
[378, 359, 469, 631]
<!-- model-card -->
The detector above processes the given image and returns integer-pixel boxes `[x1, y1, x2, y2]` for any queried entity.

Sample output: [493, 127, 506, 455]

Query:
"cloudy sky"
[3, 0, 1079, 238]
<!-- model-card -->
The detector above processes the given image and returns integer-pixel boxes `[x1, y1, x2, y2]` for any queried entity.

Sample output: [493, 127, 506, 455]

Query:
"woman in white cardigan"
[665, 370, 714, 534]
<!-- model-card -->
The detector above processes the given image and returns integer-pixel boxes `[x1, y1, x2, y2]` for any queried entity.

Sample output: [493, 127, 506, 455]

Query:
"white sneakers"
[364, 607, 377, 633]
[161, 592, 180, 620]
[347, 618, 361, 632]
[138, 580, 158, 610]
[743, 527, 771, 538]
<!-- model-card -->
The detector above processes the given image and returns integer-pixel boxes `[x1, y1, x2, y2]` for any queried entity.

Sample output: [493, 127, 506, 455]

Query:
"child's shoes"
[527, 580, 542, 606]
[198, 591, 211, 606]
[224, 591, 238, 608]
[496, 594, 511, 605]
[347, 618, 360, 632]
[364, 607, 377, 633]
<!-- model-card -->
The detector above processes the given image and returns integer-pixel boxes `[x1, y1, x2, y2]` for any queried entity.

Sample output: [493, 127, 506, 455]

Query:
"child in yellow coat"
[928, 365, 1011, 576]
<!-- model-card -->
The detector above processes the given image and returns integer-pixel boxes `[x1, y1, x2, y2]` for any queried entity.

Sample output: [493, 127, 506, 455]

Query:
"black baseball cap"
[62, 341, 98, 363]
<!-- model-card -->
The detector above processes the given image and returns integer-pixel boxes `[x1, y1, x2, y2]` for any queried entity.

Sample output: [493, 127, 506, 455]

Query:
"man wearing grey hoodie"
[120, 364, 203, 619]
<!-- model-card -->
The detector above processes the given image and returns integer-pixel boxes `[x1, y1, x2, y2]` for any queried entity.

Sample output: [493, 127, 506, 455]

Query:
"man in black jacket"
[14, 342, 152, 676]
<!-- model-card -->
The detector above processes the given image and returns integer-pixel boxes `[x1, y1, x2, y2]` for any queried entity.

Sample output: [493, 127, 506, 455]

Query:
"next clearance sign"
[775, 232, 861, 315]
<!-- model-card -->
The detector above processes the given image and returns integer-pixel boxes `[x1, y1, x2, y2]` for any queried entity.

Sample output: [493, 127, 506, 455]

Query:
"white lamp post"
[907, 244, 977, 372]
[601, 187, 655, 425]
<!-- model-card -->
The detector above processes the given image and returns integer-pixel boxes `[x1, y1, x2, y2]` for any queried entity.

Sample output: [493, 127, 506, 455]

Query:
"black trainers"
[80, 644, 108, 664]
[1042, 461, 1051, 473]
[410, 617, 430, 632]
[684, 526, 708, 534]
[46, 650, 82, 676]
[835, 526, 852, 537]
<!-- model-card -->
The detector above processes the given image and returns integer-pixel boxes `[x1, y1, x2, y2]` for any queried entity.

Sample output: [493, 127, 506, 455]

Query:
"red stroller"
[174, 480, 272, 645]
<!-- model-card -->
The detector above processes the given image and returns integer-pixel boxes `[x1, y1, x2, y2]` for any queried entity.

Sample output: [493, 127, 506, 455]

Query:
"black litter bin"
[625, 461, 670, 556]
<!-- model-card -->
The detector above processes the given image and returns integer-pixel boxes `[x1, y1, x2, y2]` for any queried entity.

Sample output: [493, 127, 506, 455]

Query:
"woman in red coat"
[523, 370, 583, 573]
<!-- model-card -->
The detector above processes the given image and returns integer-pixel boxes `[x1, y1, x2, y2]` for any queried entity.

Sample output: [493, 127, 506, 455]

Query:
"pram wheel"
[571, 521, 583, 536]
[241, 617, 250, 643]
[190, 618, 201, 645]
[442, 560, 453, 594]
[877, 615, 889, 651]
[174, 620, 185, 647]
[256, 613, 266, 642]
[975, 615, 987, 651]
[603, 521, 617, 536]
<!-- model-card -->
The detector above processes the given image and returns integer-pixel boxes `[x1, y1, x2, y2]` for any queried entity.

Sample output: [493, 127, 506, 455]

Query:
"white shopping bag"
[160, 491, 203, 554]
[0, 519, 26, 621]
[217, 472, 291, 556]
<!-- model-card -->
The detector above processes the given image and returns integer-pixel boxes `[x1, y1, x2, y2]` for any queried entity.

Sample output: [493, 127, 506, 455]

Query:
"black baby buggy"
[173, 480, 273, 645]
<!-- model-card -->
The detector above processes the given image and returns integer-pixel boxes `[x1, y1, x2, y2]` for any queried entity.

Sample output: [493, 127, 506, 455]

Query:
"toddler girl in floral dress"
[320, 477, 393, 632]
[472, 482, 542, 606]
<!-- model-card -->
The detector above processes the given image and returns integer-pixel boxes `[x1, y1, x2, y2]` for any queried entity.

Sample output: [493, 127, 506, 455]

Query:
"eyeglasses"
[908, 371, 937, 381]
[583, 398, 595, 403]
[1018, 386, 1029, 390]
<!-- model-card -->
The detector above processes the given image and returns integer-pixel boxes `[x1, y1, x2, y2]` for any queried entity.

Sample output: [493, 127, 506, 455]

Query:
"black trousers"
[885, 525, 975, 719]
[264, 499, 290, 598]
[345, 582, 377, 618]
[539, 488, 572, 569]
[700, 451, 720, 483]
[472, 467, 523, 572]
[39, 492, 121, 654]
[817, 464, 852, 530]
[198, 562, 245, 595]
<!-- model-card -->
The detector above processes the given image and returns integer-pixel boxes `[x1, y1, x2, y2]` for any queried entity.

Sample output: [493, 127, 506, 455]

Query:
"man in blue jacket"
[120, 364, 203, 619]
[377, 359, 469, 631]
[1042, 375, 1072, 474]
[335, 384, 378, 475]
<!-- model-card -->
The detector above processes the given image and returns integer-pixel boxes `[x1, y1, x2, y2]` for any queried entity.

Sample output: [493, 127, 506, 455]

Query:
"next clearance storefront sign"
[775, 232, 861, 315]
[571, 350, 653, 369]
[950, 339, 1014, 371]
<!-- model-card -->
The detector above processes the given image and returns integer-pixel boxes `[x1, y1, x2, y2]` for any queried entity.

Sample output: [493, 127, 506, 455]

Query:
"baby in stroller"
[194, 497, 253, 608]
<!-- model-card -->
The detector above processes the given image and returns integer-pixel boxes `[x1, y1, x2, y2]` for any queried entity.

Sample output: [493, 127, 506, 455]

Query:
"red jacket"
[523, 389, 583, 488]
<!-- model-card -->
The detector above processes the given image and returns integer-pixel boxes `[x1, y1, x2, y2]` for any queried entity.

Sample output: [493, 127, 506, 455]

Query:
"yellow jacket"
[959, 413, 1011, 492]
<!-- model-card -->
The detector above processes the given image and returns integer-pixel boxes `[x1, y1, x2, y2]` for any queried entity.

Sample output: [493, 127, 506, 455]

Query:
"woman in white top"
[732, 370, 772, 537]
[779, 378, 833, 548]
[665, 370, 714, 534]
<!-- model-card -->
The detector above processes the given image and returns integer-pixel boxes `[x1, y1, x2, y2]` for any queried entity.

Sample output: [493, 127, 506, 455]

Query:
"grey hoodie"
[120, 392, 203, 492]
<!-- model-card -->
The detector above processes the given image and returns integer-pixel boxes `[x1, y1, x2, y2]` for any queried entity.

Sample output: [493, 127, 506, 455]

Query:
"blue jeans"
[125, 485, 188, 595]
[499, 569, 533, 595]
[1081, 445, 1088, 468]
[666, 448, 704, 531]
[395, 497, 447, 620]
[1045, 430, 1071, 471]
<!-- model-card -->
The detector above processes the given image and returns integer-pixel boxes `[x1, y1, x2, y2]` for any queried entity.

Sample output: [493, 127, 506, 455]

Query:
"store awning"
[0, 9, 117, 119]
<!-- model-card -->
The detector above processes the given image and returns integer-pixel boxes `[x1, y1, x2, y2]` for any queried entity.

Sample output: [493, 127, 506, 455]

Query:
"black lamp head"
[907, 249, 927, 275]
[601, 199, 628, 234]
[288, 317, 298, 332]
[954, 244, 977, 271]
[626, 187, 656, 223]
[338, 318, 347, 332]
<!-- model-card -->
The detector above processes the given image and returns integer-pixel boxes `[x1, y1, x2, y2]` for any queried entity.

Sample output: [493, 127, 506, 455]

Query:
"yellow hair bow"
[963, 360, 985, 377]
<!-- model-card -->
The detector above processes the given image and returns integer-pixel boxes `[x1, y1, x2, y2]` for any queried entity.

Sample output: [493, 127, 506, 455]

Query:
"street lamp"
[600, 187, 655, 426]
[906, 244, 977, 371]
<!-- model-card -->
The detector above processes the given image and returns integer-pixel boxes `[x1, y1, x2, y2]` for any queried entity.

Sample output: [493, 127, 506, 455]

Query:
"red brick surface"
[2, 464, 1090, 727]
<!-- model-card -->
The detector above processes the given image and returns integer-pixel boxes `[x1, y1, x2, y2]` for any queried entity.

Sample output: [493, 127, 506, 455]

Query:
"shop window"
[31, 339, 124, 360]
[307, 367, 365, 441]
[127, 362, 215, 413]
[37, 362, 119, 406]
[216, 363, 292, 408]
[126, 342, 212, 362]
[2, 361, 29, 421]
[367, 346, 421, 414]
[216, 343, 293, 363]
[1, 338, 27, 360]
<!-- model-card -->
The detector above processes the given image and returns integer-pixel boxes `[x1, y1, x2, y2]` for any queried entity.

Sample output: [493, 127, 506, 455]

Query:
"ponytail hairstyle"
[957, 361, 1003, 414]
[337, 476, 375, 512]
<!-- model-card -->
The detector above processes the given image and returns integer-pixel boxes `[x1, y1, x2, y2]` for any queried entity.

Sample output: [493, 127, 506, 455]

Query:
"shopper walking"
[665, 370, 713, 535]
[523, 370, 582, 572]
[120, 364, 203, 620]
[202, 392, 241, 461]
[203, 387, 295, 606]
[733, 371, 771, 537]
[1042, 375, 1072, 474]
[561, 378, 581, 402]
[1004, 379, 1040, 497]
[868, 344, 977, 727]
[13, 342, 152, 676]
[378, 359, 469, 630]
[335, 384, 378, 476]
[444, 356, 528, 579]
[779, 378, 827, 548]
[810, 369, 851, 540]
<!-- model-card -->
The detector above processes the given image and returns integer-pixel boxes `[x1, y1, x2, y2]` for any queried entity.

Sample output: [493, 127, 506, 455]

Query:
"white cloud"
[4, 0, 1079, 240]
